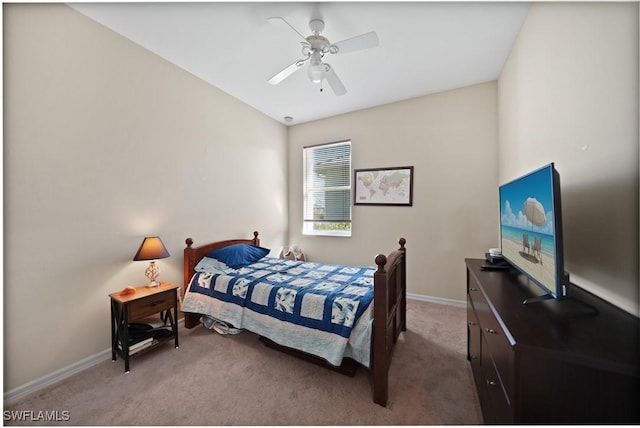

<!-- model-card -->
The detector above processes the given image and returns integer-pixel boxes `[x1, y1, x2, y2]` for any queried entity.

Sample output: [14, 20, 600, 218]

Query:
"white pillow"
[194, 256, 233, 274]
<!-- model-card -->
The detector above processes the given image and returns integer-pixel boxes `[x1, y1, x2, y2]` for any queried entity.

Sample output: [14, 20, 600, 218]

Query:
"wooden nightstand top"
[109, 282, 178, 304]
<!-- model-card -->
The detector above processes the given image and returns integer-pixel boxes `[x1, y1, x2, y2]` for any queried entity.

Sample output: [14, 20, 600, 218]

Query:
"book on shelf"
[118, 337, 157, 354]
[117, 317, 173, 354]
[129, 337, 153, 350]
[129, 338, 157, 355]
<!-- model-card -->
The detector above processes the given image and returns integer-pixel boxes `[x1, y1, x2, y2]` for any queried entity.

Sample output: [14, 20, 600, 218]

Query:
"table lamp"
[133, 236, 170, 287]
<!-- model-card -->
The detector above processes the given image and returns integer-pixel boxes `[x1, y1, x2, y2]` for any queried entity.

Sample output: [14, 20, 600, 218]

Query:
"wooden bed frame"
[182, 231, 407, 407]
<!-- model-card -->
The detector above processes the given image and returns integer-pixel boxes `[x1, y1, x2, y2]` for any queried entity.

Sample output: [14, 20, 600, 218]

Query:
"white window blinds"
[303, 140, 352, 236]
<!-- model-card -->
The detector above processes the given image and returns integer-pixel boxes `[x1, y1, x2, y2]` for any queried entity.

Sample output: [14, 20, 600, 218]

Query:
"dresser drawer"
[482, 322, 514, 403]
[481, 335, 512, 424]
[467, 276, 486, 314]
[128, 289, 176, 321]
[468, 277, 515, 402]
[467, 305, 482, 391]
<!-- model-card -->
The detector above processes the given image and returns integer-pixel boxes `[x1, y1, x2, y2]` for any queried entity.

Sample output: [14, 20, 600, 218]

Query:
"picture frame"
[354, 166, 414, 206]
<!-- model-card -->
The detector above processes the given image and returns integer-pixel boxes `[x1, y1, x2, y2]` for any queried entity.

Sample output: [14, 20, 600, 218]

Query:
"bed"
[181, 231, 407, 407]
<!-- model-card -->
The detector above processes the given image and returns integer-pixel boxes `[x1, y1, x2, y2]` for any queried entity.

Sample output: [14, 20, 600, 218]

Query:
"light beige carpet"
[4, 299, 483, 425]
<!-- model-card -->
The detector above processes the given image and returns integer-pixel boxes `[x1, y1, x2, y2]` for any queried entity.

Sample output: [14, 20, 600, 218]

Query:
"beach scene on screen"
[500, 168, 557, 294]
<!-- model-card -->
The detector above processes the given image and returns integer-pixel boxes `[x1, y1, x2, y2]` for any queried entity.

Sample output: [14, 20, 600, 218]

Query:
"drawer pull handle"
[468, 321, 477, 326]
[486, 380, 498, 387]
[485, 328, 497, 334]
[469, 288, 477, 291]
[151, 300, 165, 306]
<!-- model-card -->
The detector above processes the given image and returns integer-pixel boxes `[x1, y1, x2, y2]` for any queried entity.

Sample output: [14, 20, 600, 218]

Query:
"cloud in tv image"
[500, 167, 557, 293]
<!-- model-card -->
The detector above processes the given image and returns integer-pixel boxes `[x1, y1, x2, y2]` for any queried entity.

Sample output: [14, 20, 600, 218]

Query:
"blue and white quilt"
[181, 257, 376, 367]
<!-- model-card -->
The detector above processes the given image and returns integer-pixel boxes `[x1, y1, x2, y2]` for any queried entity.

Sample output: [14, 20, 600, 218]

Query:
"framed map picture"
[354, 166, 414, 206]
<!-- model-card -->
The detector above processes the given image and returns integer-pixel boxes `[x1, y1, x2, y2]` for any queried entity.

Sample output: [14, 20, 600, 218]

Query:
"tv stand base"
[522, 293, 554, 305]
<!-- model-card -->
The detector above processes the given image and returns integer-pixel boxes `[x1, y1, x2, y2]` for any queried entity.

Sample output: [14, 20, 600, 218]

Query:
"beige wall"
[498, 2, 638, 315]
[288, 82, 499, 303]
[4, 4, 288, 392]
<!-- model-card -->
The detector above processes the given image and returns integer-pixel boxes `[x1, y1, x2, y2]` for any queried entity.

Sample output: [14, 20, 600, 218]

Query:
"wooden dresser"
[465, 258, 639, 424]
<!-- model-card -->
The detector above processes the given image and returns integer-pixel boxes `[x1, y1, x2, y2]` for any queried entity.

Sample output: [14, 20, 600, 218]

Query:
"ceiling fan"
[267, 16, 379, 96]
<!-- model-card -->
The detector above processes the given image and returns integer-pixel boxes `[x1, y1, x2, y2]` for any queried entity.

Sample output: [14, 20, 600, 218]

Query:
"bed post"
[399, 238, 407, 332]
[372, 237, 407, 407]
[183, 238, 201, 329]
[184, 238, 194, 290]
[373, 253, 389, 407]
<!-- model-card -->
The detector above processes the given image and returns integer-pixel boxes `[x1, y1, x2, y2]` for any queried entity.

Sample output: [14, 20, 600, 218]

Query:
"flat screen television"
[499, 163, 567, 303]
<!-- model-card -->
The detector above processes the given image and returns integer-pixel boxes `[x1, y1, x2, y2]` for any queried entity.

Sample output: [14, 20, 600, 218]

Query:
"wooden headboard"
[183, 231, 260, 289]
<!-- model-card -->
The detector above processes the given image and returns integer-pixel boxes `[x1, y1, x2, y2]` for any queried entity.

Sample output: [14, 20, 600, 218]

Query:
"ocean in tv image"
[500, 166, 558, 294]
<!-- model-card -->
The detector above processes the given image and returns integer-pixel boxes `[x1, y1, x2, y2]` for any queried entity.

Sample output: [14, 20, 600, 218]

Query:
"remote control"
[480, 264, 511, 271]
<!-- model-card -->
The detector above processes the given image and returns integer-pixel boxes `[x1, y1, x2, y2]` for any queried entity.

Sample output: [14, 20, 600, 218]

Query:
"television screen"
[499, 163, 566, 301]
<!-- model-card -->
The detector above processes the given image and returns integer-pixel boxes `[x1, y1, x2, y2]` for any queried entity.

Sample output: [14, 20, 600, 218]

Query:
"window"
[303, 140, 352, 237]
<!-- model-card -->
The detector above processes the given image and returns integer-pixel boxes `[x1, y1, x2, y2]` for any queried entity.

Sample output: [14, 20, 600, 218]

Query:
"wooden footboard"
[182, 231, 407, 407]
[372, 238, 407, 407]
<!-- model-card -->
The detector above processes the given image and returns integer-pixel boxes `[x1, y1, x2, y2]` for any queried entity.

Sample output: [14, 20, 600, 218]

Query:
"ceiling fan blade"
[332, 31, 379, 55]
[268, 16, 308, 44]
[323, 63, 347, 96]
[268, 60, 305, 85]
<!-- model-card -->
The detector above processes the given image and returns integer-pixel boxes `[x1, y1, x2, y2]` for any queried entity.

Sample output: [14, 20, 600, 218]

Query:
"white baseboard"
[407, 292, 467, 309]
[3, 348, 112, 405]
[4, 318, 185, 405]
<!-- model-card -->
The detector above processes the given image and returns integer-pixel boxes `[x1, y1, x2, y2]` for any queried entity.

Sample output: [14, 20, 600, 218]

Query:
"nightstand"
[109, 282, 179, 373]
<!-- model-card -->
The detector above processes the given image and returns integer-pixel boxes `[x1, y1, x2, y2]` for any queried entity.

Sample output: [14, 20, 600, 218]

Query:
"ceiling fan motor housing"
[306, 19, 339, 55]
[305, 35, 331, 54]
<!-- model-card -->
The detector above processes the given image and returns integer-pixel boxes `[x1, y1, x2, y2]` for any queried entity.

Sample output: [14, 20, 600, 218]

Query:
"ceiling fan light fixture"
[308, 58, 325, 83]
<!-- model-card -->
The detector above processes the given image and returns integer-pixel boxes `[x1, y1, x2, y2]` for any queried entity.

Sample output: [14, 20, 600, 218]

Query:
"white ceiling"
[69, 2, 531, 126]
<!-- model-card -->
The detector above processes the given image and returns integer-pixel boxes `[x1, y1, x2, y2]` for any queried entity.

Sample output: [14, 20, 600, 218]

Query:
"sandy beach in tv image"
[501, 227, 556, 291]
[500, 166, 558, 293]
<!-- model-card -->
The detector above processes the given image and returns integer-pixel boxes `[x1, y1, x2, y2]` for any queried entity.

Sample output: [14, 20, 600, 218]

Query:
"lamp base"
[146, 280, 160, 288]
[144, 261, 161, 288]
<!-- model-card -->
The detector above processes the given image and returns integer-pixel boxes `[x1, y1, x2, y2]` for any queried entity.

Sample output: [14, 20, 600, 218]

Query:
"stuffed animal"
[279, 246, 305, 262]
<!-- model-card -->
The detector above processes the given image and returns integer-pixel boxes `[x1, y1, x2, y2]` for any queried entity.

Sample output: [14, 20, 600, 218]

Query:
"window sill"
[302, 230, 351, 238]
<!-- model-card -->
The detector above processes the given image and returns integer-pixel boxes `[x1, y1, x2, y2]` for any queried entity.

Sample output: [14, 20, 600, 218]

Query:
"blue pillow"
[206, 244, 270, 268]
